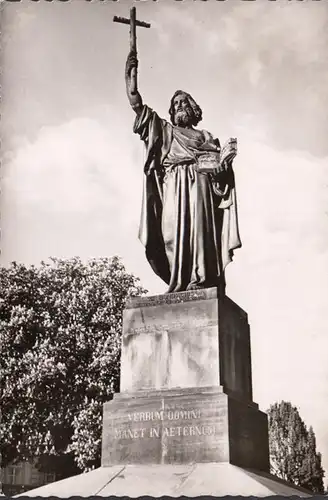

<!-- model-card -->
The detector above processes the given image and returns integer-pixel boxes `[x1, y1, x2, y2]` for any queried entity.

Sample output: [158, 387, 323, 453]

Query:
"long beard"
[175, 108, 194, 127]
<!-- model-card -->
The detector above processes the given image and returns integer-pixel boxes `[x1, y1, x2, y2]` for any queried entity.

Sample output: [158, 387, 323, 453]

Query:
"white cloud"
[5, 122, 121, 211]
[151, 1, 328, 157]
[0, 110, 166, 294]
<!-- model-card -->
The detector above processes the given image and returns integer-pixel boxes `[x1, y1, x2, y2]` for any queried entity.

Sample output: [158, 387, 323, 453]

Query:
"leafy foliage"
[0, 256, 146, 475]
[268, 401, 325, 493]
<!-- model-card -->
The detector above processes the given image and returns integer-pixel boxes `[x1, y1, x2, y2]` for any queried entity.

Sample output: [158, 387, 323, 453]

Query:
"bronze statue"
[117, 8, 241, 294]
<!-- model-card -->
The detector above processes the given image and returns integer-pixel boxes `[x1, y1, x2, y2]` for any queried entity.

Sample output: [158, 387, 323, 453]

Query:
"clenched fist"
[125, 50, 138, 78]
[125, 49, 142, 113]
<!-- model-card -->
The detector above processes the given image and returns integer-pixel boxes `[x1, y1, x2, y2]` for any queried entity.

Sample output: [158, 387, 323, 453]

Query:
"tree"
[0, 256, 146, 477]
[268, 401, 325, 493]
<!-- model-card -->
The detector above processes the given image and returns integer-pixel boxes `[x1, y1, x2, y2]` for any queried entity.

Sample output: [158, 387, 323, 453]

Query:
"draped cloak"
[134, 104, 241, 293]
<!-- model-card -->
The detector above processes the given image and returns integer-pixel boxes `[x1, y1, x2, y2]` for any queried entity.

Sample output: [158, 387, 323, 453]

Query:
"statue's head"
[169, 90, 203, 127]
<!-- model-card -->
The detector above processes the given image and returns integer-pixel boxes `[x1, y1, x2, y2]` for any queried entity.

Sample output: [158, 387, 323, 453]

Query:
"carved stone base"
[102, 288, 269, 474]
[102, 386, 270, 472]
[121, 288, 253, 403]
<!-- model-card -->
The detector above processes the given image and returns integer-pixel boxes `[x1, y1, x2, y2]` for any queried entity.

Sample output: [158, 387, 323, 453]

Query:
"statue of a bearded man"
[125, 50, 241, 294]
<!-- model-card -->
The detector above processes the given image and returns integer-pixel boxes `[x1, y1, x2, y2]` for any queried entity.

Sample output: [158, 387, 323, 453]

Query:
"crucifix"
[113, 7, 151, 94]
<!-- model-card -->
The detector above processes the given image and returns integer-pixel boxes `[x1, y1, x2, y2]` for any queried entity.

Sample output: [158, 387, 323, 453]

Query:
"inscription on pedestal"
[126, 287, 218, 309]
[114, 408, 217, 440]
[102, 390, 229, 466]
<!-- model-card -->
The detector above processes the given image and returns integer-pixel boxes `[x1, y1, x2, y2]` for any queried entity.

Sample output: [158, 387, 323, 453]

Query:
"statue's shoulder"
[134, 104, 173, 145]
[134, 104, 164, 133]
[142, 105, 172, 128]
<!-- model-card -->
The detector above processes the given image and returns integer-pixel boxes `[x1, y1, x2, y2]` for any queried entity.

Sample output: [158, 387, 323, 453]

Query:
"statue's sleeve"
[136, 106, 172, 284]
[133, 105, 162, 143]
[133, 105, 172, 174]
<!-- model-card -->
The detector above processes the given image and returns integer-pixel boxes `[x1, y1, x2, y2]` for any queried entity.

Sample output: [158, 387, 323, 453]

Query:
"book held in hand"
[220, 137, 237, 166]
[196, 138, 238, 174]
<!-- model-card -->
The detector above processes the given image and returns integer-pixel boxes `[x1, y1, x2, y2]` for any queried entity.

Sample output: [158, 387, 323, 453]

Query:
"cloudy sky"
[1, 0, 328, 479]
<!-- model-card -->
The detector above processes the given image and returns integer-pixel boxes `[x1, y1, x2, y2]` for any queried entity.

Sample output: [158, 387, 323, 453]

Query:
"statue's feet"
[186, 281, 226, 296]
[186, 283, 207, 291]
[165, 281, 226, 294]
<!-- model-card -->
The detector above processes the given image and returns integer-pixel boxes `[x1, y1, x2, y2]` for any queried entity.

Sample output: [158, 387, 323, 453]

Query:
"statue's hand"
[125, 50, 138, 78]
[125, 50, 143, 113]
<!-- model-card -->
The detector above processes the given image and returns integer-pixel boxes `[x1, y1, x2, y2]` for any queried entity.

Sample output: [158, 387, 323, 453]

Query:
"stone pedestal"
[102, 386, 269, 471]
[120, 289, 253, 402]
[102, 288, 270, 473]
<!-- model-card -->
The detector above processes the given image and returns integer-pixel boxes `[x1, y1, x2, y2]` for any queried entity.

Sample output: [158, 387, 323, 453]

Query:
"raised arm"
[125, 50, 143, 116]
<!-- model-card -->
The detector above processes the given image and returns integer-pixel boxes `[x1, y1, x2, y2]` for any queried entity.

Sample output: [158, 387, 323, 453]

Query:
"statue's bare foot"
[186, 283, 206, 291]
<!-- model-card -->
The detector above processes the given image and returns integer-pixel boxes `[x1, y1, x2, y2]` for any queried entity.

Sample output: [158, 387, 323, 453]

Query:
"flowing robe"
[134, 105, 241, 293]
